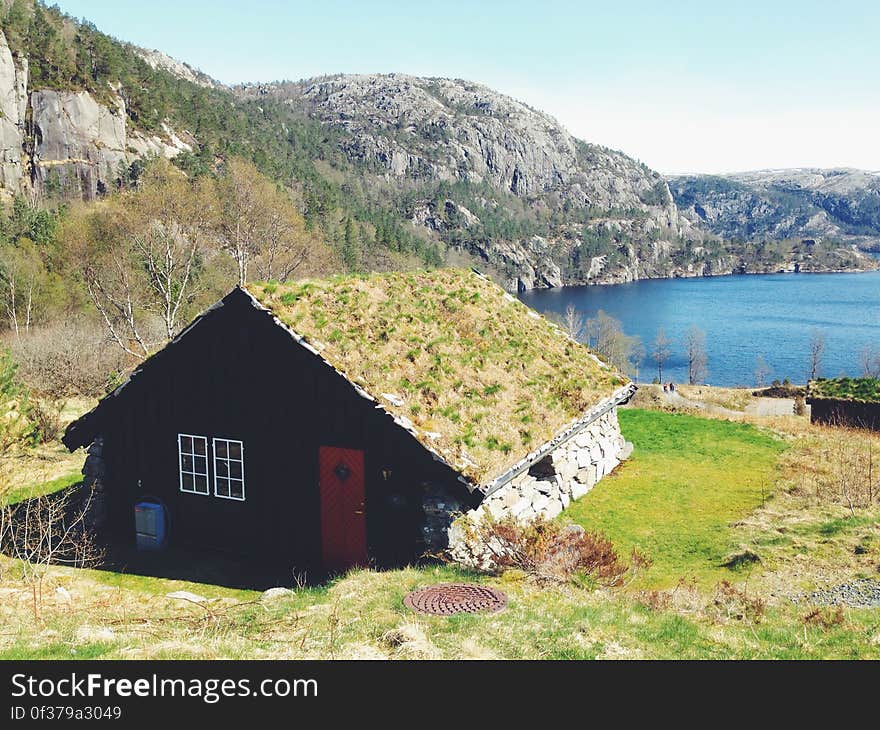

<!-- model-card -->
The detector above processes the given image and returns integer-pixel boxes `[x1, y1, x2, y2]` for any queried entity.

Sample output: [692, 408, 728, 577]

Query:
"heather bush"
[452, 512, 650, 586]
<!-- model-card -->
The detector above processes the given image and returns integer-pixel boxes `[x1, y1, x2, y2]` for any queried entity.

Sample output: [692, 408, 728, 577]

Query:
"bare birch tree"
[651, 328, 673, 383]
[65, 162, 214, 358]
[584, 310, 642, 376]
[859, 345, 880, 378]
[808, 329, 826, 381]
[561, 303, 585, 341]
[215, 158, 327, 285]
[684, 325, 708, 385]
[0, 241, 44, 338]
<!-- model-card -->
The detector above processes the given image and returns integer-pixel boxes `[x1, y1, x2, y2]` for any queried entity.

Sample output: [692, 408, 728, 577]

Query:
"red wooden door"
[318, 446, 367, 571]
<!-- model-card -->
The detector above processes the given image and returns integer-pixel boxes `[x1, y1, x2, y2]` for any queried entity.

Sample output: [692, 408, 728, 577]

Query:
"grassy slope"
[569, 409, 786, 587]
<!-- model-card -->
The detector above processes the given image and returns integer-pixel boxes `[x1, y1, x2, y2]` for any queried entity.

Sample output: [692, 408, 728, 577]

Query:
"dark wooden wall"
[809, 398, 880, 431]
[90, 289, 472, 575]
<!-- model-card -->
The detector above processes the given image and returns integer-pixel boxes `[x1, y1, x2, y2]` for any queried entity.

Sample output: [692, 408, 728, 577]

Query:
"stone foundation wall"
[421, 408, 632, 557]
[421, 481, 469, 554]
[474, 408, 631, 525]
[80, 436, 108, 534]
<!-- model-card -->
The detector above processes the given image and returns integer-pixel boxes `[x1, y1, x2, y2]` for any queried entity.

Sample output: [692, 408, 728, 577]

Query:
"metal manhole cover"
[403, 583, 508, 616]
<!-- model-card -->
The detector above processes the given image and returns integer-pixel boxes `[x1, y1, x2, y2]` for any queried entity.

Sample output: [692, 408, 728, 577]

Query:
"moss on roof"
[247, 269, 628, 483]
[809, 377, 880, 403]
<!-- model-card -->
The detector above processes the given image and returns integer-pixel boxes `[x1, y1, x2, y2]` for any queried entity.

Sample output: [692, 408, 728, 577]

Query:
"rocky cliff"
[670, 168, 880, 248]
[0, 29, 193, 200]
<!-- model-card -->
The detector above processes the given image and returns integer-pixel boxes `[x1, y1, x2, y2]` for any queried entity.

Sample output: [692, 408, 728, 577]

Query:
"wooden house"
[807, 377, 880, 430]
[63, 270, 635, 576]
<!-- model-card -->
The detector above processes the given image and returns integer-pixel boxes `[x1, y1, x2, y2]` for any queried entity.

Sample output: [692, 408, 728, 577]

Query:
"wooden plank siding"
[86, 288, 472, 574]
[809, 397, 880, 431]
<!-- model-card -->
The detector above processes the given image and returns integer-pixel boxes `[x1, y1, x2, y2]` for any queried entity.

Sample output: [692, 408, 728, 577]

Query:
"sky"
[50, 0, 880, 174]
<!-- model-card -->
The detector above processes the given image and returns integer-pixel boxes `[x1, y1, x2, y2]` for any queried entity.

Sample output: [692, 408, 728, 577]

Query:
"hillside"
[670, 168, 880, 248]
[0, 0, 875, 290]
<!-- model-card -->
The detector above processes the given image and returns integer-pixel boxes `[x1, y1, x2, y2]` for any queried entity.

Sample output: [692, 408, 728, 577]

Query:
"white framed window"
[178, 434, 209, 495]
[213, 438, 245, 501]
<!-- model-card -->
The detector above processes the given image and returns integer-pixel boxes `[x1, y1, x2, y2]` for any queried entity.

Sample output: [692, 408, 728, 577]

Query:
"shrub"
[0, 348, 34, 450]
[28, 398, 64, 444]
[452, 513, 650, 586]
[636, 577, 701, 613]
[803, 606, 845, 630]
[8, 319, 130, 399]
[709, 580, 765, 623]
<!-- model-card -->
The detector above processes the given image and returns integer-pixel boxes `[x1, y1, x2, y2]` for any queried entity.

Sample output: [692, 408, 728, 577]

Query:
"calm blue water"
[518, 271, 880, 386]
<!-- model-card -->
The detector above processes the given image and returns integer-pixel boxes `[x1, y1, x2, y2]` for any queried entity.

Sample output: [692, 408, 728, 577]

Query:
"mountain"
[669, 168, 880, 248]
[237, 74, 715, 289]
[0, 0, 875, 289]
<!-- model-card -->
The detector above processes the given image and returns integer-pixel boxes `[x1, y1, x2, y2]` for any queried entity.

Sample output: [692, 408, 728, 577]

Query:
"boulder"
[261, 587, 295, 602]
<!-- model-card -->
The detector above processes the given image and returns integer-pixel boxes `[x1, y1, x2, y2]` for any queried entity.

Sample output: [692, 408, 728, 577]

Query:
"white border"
[212, 437, 246, 501]
[178, 433, 210, 495]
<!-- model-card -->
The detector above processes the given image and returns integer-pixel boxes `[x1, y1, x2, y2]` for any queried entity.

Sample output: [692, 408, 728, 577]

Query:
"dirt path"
[744, 398, 805, 417]
[661, 390, 742, 417]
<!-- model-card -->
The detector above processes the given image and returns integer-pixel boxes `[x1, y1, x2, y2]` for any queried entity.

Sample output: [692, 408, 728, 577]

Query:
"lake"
[518, 270, 880, 386]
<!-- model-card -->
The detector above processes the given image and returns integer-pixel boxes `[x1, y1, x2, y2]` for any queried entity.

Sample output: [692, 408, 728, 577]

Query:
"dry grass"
[0, 444, 84, 501]
[0, 397, 91, 505]
[248, 270, 626, 483]
[2, 555, 878, 660]
[676, 385, 756, 412]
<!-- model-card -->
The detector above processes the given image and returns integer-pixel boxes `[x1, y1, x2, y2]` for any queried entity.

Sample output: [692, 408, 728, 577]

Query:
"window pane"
[194, 455, 207, 475]
[181, 454, 194, 471]
[181, 435, 192, 453]
[182, 473, 194, 492]
[228, 441, 242, 460]
[230, 480, 244, 499]
[195, 475, 209, 494]
[230, 461, 242, 479]
[216, 460, 229, 478]
[194, 438, 207, 456]
[216, 477, 229, 497]
[216, 440, 228, 458]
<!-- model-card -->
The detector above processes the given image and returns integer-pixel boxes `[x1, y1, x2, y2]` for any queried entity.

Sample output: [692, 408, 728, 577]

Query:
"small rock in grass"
[166, 590, 208, 604]
[76, 626, 115, 642]
[261, 587, 295, 602]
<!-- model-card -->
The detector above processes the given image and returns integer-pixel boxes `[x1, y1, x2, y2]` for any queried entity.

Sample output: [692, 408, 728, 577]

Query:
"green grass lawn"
[568, 409, 788, 587]
[2, 471, 82, 506]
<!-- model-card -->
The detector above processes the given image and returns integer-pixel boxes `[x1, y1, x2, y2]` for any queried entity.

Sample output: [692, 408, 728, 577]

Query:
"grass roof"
[247, 269, 628, 483]
[808, 377, 880, 404]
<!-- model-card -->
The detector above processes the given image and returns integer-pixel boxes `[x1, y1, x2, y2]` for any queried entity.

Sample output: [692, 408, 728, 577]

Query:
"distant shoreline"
[520, 264, 880, 294]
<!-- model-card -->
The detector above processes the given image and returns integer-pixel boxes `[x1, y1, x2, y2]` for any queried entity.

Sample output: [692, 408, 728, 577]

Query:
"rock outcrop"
[0, 29, 27, 193]
[0, 29, 194, 200]
[130, 46, 220, 89]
